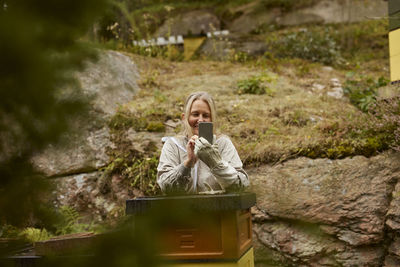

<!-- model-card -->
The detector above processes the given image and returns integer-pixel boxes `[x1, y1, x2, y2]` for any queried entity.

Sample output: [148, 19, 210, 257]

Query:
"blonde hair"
[182, 92, 217, 137]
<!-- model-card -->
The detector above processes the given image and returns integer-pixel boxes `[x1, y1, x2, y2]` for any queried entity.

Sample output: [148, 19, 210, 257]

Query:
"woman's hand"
[184, 135, 198, 168]
[195, 137, 222, 169]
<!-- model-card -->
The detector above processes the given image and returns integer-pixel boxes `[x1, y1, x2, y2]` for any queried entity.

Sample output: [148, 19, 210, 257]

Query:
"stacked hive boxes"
[126, 193, 256, 267]
[389, 0, 400, 83]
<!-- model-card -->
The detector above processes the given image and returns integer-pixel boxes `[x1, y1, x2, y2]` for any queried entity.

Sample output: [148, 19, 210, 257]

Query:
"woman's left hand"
[194, 137, 222, 169]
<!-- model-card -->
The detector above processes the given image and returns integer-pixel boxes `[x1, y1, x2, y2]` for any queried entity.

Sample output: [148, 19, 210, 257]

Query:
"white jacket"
[157, 135, 249, 194]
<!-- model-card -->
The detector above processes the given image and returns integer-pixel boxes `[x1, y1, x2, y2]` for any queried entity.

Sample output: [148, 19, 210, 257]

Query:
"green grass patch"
[236, 74, 276, 95]
[108, 107, 169, 133]
[343, 75, 389, 112]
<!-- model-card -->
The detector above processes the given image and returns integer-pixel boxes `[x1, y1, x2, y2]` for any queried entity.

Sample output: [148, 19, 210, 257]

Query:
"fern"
[55, 206, 91, 235]
[19, 228, 52, 243]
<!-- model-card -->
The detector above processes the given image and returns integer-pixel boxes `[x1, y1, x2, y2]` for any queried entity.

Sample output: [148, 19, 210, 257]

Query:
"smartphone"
[199, 122, 213, 144]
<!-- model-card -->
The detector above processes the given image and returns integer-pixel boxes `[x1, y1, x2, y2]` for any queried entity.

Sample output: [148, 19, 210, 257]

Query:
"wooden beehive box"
[126, 193, 256, 261]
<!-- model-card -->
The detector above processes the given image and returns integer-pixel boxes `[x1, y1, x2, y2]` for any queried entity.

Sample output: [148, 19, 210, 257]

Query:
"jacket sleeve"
[211, 137, 249, 190]
[157, 138, 192, 194]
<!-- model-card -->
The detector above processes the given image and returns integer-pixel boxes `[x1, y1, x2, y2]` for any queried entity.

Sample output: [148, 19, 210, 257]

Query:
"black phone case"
[199, 122, 213, 144]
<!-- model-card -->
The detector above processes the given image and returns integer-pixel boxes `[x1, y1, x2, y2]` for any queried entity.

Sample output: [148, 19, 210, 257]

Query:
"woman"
[157, 92, 249, 194]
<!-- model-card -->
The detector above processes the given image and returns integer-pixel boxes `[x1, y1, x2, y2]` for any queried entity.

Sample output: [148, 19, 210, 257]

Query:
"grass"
[113, 50, 391, 170]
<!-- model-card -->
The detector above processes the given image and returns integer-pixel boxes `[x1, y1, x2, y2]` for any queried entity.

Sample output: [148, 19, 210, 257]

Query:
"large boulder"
[228, 0, 387, 33]
[249, 152, 400, 266]
[198, 35, 268, 60]
[277, 0, 387, 26]
[79, 50, 139, 117]
[228, 8, 279, 34]
[31, 50, 139, 177]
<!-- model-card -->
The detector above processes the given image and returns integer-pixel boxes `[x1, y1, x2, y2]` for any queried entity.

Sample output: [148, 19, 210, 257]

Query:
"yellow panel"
[183, 37, 206, 60]
[236, 248, 254, 267]
[162, 247, 254, 267]
[389, 28, 400, 82]
[390, 54, 400, 82]
[389, 28, 400, 58]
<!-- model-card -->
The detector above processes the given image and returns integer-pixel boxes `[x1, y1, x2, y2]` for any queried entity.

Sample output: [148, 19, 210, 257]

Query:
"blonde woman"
[157, 92, 249, 194]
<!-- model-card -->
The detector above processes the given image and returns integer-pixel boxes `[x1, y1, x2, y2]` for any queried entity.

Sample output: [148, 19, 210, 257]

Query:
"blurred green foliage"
[0, 0, 107, 228]
[19, 227, 52, 243]
[0, 0, 172, 266]
[54, 206, 100, 236]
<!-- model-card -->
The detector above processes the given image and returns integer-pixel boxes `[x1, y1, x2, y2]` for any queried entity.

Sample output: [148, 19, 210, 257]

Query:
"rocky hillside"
[28, 0, 400, 266]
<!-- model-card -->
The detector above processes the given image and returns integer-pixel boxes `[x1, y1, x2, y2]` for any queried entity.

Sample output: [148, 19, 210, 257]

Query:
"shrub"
[266, 27, 343, 66]
[230, 51, 250, 63]
[261, 0, 318, 12]
[102, 155, 160, 196]
[146, 121, 165, 132]
[236, 75, 274, 95]
[108, 109, 167, 132]
[343, 76, 389, 112]
[126, 156, 160, 195]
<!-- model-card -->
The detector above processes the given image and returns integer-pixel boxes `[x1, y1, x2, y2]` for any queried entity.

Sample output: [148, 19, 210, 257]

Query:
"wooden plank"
[34, 232, 96, 255]
[126, 193, 257, 215]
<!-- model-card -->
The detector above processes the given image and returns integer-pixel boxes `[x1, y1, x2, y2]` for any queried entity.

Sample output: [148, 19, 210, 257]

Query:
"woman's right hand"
[184, 135, 198, 168]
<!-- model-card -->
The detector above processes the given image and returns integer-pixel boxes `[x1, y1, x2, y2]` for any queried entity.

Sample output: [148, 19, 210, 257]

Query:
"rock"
[253, 221, 344, 265]
[251, 206, 272, 223]
[253, 218, 386, 266]
[322, 66, 333, 72]
[253, 237, 291, 267]
[311, 83, 325, 92]
[32, 127, 112, 176]
[226, 0, 386, 33]
[277, 0, 387, 26]
[235, 40, 268, 56]
[125, 129, 165, 155]
[198, 34, 268, 59]
[249, 152, 400, 264]
[388, 236, 400, 258]
[385, 181, 400, 266]
[79, 50, 139, 117]
[386, 180, 400, 230]
[276, 12, 324, 26]
[155, 10, 220, 37]
[54, 172, 100, 212]
[31, 50, 139, 177]
[326, 78, 344, 99]
[385, 255, 400, 267]
[330, 78, 341, 87]
[327, 87, 344, 99]
[197, 38, 233, 60]
[53, 171, 141, 221]
[229, 9, 279, 34]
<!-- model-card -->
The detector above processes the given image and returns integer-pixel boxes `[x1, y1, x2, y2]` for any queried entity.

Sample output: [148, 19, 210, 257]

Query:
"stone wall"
[249, 152, 400, 266]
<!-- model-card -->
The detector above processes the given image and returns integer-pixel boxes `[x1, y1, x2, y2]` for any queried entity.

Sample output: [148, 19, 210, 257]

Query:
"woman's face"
[187, 99, 212, 136]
